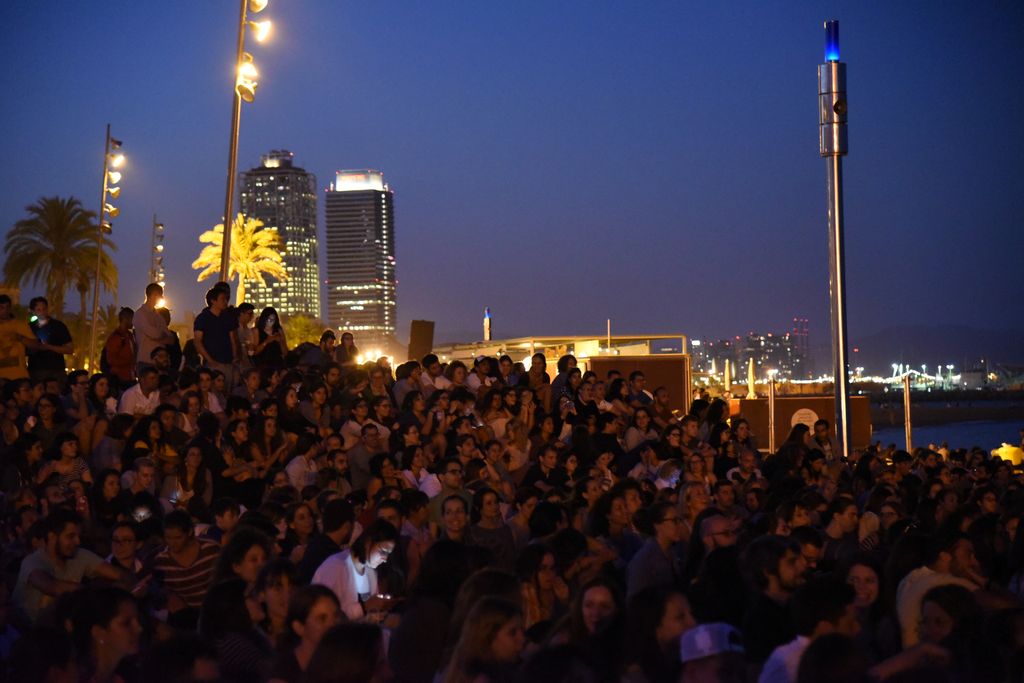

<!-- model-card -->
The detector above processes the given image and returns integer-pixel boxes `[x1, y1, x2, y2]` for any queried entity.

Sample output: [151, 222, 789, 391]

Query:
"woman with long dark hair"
[200, 578, 274, 682]
[622, 586, 696, 683]
[306, 623, 390, 683]
[253, 307, 288, 369]
[72, 587, 143, 683]
[270, 585, 342, 682]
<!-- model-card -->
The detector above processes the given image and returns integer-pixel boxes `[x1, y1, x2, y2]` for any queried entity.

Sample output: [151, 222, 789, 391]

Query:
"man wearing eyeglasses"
[427, 457, 473, 527]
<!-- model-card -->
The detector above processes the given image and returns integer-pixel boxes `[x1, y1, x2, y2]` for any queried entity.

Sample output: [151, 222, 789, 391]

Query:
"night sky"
[2, 2, 1022, 353]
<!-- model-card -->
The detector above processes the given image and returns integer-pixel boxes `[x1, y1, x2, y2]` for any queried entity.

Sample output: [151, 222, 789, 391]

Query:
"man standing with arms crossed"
[193, 287, 239, 390]
[135, 283, 176, 377]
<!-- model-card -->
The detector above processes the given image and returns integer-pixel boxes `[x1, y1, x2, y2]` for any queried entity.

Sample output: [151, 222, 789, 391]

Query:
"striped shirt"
[151, 538, 220, 609]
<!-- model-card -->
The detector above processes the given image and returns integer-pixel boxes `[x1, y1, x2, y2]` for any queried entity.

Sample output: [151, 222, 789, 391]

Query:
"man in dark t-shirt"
[27, 297, 73, 382]
[193, 287, 237, 389]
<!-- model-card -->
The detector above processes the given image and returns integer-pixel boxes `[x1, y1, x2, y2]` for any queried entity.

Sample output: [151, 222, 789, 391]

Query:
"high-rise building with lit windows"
[239, 150, 319, 317]
[324, 170, 396, 348]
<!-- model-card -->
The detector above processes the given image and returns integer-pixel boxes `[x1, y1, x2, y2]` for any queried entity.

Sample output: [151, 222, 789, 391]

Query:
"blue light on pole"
[824, 20, 840, 62]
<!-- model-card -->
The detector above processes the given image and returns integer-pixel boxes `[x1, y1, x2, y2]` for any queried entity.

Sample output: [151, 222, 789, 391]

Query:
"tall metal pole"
[89, 124, 111, 371]
[903, 374, 913, 452]
[768, 375, 777, 453]
[220, 0, 249, 281]
[819, 20, 852, 460]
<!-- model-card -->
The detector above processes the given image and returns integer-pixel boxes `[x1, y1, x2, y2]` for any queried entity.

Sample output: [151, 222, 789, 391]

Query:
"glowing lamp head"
[250, 20, 272, 42]
[107, 186, 121, 199]
[107, 170, 121, 184]
[109, 153, 125, 168]
[824, 20, 840, 62]
[248, 0, 268, 13]
[104, 203, 120, 218]
[237, 56, 259, 102]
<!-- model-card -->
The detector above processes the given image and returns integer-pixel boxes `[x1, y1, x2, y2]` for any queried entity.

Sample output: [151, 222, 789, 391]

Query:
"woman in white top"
[340, 399, 371, 450]
[400, 446, 431, 489]
[311, 520, 399, 622]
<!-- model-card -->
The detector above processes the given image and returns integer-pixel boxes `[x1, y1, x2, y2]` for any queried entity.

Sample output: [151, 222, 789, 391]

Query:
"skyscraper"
[239, 150, 319, 317]
[324, 170, 396, 349]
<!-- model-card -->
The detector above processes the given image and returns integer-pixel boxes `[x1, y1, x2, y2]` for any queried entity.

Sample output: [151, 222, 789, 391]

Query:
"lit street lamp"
[219, 0, 273, 281]
[88, 124, 123, 370]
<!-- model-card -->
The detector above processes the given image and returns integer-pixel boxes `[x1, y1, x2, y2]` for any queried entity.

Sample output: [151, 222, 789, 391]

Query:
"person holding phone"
[254, 307, 288, 370]
[311, 519, 399, 622]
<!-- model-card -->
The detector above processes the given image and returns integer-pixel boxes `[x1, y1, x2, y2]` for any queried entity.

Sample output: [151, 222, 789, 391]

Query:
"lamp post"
[818, 20, 852, 460]
[150, 216, 166, 287]
[219, 0, 272, 281]
[88, 124, 123, 370]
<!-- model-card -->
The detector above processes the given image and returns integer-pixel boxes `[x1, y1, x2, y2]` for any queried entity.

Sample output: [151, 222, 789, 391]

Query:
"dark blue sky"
[2, 1, 1022, 351]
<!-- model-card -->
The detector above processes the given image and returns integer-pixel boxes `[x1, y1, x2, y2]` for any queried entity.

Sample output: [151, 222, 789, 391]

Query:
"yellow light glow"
[155, 244, 164, 252]
[108, 170, 121, 184]
[107, 186, 121, 199]
[156, 298, 167, 309]
[249, 0, 268, 13]
[238, 61, 258, 80]
[250, 20, 272, 42]
[104, 203, 120, 218]
[109, 153, 125, 168]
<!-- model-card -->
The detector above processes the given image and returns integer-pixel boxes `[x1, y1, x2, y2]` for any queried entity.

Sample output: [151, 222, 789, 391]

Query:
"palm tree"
[3, 196, 117, 316]
[192, 213, 288, 305]
[282, 314, 328, 346]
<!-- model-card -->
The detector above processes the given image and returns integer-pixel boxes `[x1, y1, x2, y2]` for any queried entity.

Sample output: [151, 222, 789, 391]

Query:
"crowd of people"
[0, 281, 1023, 682]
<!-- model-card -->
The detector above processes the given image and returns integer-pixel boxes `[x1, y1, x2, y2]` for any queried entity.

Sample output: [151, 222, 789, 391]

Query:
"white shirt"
[758, 635, 809, 683]
[421, 373, 452, 392]
[419, 473, 442, 499]
[118, 384, 160, 416]
[285, 455, 318, 490]
[311, 549, 378, 621]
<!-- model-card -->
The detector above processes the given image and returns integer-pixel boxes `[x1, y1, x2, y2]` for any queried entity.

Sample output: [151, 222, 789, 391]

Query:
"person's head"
[826, 497, 859, 535]
[841, 556, 882, 609]
[145, 282, 163, 304]
[162, 510, 195, 554]
[72, 588, 141, 668]
[255, 558, 297, 626]
[440, 457, 464, 489]
[790, 526, 823, 573]
[700, 514, 738, 551]
[516, 543, 558, 591]
[212, 497, 241, 533]
[351, 519, 399, 569]
[794, 633, 869, 683]
[572, 577, 623, 637]
[448, 597, 526, 672]
[205, 287, 229, 311]
[305, 623, 389, 683]
[321, 497, 356, 543]
[791, 576, 859, 639]
[442, 494, 469, 537]
[213, 528, 271, 585]
[626, 585, 696, 658]
[286, 584, 342, 650]
[133, 457, 156, 490]
[139, 634, 220, 683]
[110, 521, 141, 565]
[45, 508, 83, 560]
[199, 579, 259, 641]
[138, 366, 160, 393]
[920, 583, 981, 645]
[742, 535, 806, 595]
[927, 533, 979, 580]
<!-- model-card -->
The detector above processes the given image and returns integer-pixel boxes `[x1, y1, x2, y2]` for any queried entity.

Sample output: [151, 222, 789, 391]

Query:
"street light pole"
[818, 20, 852, 460]
[220, 0, 250, 282]
[89, 124, 112, 371]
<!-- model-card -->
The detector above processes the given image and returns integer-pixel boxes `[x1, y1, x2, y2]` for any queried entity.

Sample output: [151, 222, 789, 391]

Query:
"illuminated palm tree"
[3, 196, 117, 316]
[192, 213, 288, 305]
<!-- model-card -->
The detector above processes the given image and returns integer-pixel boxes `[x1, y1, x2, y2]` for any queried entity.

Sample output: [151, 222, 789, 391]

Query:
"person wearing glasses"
[626, 502, 683, 600]
[427, 457, 473, 527]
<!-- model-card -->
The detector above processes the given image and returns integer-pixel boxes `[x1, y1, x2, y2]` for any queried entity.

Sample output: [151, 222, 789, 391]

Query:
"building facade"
[691, 331, 808, 380]
[324, 170, 396, 349]
[239, 150, 319, 317]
